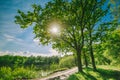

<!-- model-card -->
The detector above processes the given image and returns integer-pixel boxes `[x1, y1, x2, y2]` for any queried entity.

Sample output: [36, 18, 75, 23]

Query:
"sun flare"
[49, 23, 60, 35]
[51, 26, 59, 33]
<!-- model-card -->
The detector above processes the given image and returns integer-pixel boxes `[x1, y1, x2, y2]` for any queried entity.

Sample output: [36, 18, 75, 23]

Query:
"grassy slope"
[68, 65, 120, 80]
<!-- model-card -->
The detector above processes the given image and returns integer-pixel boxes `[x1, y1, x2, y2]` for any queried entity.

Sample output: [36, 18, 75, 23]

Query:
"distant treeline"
[0, 55, 76, 70]
[0, 55, 59, 70]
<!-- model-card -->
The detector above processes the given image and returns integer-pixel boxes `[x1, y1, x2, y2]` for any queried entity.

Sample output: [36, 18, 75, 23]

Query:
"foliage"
[0, 67, 13, 80]
[13, 67, 37, 79]
[50, 63, 59, 71]
[0, 55, 76, 79]
[59, 55, 76, 68]
[0, 67, 37, 80]
[103, 29, 120, 65]
[0, 55, 59, 70]
[94, 27, 120, 66]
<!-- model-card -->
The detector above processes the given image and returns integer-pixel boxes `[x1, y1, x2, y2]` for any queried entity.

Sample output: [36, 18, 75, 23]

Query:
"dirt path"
[33, 67, 78, 80]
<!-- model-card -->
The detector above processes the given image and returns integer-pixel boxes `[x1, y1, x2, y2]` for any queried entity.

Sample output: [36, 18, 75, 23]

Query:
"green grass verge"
[68, 65, 120, 80]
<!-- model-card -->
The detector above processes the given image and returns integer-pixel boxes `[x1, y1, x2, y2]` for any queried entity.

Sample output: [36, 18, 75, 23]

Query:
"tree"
[84, 0, 110, 70]
[15, 0, 108, 72]
[93, 20, 119, 65]
[107, 29, 120, 64]
[101, 28, 120, 65]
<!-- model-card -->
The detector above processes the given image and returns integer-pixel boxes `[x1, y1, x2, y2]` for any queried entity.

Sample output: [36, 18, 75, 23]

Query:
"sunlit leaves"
[15, 4, 41, 28]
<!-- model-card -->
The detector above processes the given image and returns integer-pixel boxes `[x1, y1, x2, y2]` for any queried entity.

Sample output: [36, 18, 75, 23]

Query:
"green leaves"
[14, 0, 110, 54]
[15, 4, 42, 29]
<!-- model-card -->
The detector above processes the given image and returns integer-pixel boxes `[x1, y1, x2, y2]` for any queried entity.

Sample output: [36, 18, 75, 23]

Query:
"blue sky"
[0, 0, 58, 55]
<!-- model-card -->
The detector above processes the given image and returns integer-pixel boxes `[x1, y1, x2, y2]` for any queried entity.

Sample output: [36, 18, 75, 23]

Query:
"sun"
[49, 23, 60, 35]
[51, 25, 59, 33]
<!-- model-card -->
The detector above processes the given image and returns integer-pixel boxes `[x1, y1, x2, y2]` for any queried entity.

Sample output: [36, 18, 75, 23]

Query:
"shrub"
[0, 67, 13, 80]
[50, 63, 59, 71]
[59, 56, 76, 68]
[13, 67, 37, 79]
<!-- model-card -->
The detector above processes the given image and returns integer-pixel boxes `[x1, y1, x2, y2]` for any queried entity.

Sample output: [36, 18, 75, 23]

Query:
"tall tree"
[82, 0, 109, 70]
[93, 20, 118, 65]
[15, 0, 108, 72]
[98, 24, 120, 65]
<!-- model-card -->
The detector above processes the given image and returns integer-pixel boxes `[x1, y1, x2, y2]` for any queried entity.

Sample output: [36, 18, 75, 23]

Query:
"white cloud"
[33, 38, 40, 44]
[4, 34, 15, 41]
[3, 34, 23, 42]
[0, 50, 58, 57]
[0, 47, 73, 57]
[49, 48, 59, 56]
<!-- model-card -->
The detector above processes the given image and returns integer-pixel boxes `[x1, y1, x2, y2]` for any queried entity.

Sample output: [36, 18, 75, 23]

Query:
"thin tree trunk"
[90, 44, 96, 70]
[90, 33, 96, 70]
[73, 54, 77, 66]
[83, 52, 88, 68]
[76, 50, 82, 72]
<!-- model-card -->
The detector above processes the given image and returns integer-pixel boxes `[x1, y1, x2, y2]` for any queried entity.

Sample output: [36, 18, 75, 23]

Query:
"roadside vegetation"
[0, 52, 120, 80]
[0, 55, 76, 80]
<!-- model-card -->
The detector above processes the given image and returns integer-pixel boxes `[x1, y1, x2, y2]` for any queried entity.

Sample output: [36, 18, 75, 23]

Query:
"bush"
[59, 56, 76, 68]
[0, 67, 13, 80]
[50, 63, 59, 71]
[0, 67, 38, 80]
[13, 67, 37, 79]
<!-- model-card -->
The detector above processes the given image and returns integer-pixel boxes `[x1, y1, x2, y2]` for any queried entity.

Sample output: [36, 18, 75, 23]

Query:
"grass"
[0, 67, 37, 80]
[68, 65, 120, 80]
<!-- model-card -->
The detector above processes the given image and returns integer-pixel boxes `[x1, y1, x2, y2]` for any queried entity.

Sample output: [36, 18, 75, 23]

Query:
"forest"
[0, 0, 120, 80]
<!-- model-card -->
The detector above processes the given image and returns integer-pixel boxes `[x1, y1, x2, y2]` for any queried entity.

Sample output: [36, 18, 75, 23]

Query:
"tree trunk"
[76, 50, 82, 72]
[83, 52, 88, 68]
[90, 33, 96, 70]
[73, 54, 77, 66]
[90, 45, 96, 70]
